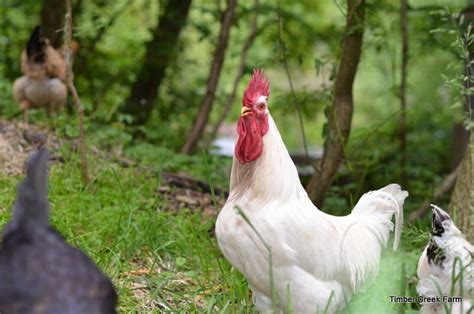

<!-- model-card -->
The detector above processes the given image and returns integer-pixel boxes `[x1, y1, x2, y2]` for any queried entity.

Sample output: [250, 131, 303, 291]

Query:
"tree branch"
[204, 0, 260, 149]
[305, 0, 365, 207]
[65, 0, 89, 185]
[181, 0, 238, 154]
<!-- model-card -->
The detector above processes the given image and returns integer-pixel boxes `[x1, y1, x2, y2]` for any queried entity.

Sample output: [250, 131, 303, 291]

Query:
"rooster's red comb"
[243, 69, 270, 107]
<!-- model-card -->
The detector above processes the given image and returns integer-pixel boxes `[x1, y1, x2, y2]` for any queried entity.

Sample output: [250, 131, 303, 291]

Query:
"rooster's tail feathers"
[352, 184, 408, 251]
[379, 184, 408, 250]
[379, 184, 408, 210]
[12, 147, 51, 229]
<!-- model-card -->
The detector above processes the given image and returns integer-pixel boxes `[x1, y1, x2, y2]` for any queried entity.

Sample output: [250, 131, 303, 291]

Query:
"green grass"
[0, 127, 436, 313]
[0, 145, 254, 313]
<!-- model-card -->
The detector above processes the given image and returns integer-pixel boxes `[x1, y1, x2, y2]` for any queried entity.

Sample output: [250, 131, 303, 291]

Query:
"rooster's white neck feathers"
[229, 114, 308, 204]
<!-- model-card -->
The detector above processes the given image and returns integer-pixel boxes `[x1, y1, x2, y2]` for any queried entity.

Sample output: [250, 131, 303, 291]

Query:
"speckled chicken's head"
[431, 205, 452, 237]
[235, 69, 270, 164]
[426, 205, 465, 264]
[430, 205, 464, 238]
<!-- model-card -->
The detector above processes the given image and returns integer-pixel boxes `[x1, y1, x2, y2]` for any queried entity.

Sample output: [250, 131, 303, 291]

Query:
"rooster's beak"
[241, 107, 252, 116]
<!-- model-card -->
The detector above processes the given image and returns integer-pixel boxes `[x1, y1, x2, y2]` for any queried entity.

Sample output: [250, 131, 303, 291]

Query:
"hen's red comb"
[243, 69, 270, 107]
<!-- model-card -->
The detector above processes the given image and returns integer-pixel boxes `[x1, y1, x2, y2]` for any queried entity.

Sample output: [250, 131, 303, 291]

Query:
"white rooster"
[417, 205, 473, 314]
[215, 69, 408, 313]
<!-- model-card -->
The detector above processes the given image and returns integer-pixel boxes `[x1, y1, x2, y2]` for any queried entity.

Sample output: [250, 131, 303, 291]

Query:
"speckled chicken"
[12, 26, 68, 123]
[0, 148, 117, 313]
[417, 205, 473, 314]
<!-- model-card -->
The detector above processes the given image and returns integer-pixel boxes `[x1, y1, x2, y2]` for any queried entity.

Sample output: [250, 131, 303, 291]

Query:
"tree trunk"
[41, 0, 66, 48]
[305, 0, 365, 208]
[449, 3, 474, 242]
[121, 0, 192, 125]
[181, 0, 238, 154]
[449, 136, 473, 242]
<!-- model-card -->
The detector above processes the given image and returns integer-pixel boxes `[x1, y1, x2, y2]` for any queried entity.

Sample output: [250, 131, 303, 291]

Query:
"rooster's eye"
[256, 103, 266, 111]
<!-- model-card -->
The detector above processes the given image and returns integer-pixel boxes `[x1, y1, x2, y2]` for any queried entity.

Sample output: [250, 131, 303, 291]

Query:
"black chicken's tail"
[26, 26, 46, 64]
[11, 147, 51, 230]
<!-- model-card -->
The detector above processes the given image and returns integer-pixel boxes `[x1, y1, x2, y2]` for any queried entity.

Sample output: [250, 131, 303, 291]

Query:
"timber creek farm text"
[389, 295, 464, 304]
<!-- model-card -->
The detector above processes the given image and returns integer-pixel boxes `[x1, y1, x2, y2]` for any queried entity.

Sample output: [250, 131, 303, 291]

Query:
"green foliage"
[0, 0, 472, 311]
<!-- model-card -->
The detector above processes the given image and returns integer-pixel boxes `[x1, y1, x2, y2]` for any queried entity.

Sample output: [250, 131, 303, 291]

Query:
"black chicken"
[0, 148, 117, 313]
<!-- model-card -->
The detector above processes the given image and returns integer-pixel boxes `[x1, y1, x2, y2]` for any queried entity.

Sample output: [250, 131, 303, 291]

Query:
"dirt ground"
[0, 120, 224, 217]
[0, 121, 60, 176]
